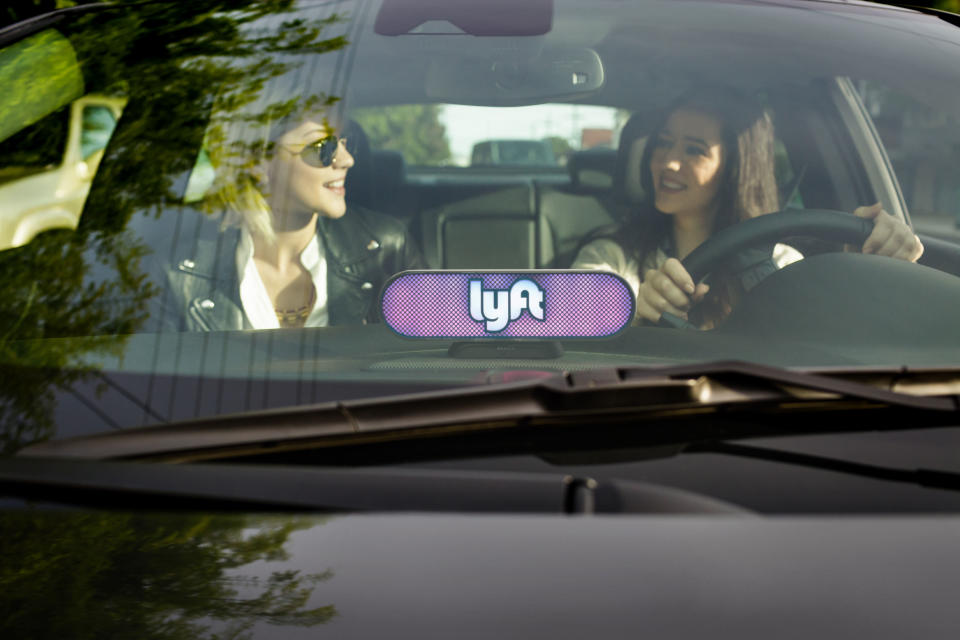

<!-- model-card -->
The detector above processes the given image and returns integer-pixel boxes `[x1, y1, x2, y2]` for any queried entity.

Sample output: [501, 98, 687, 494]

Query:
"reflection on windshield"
[0, 229, 153, 454]
[1, 0, 960, 451]
[0, 1, 354, 452]
[0, 513, 336, 638]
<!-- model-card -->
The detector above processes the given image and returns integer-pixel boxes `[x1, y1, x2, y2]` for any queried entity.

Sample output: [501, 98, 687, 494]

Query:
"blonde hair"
[203, 83, 341, 244]
[196, 6, 350, 243]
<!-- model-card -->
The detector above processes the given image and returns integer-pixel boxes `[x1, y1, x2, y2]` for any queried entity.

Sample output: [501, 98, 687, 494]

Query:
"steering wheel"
[657, 209, 874, 329]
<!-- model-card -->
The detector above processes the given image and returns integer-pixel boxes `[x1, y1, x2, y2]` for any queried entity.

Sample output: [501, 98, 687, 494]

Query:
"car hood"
[3, 510, 960, 638]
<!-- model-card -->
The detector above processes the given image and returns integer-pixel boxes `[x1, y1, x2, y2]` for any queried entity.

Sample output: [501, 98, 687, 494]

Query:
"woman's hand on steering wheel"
[637, 258, 710, 324]
[642, 207, 922, 328]
[854, 202, 924, 262]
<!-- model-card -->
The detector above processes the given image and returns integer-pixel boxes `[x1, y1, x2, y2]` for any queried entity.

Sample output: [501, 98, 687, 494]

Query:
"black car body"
[3, 0, 960, 637]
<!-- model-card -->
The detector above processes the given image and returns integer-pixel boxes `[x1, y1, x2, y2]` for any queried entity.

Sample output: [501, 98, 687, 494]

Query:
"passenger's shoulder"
[347, 204, 408, 235]
[320, 205, 415, 265]
[134, 206, 236, 269]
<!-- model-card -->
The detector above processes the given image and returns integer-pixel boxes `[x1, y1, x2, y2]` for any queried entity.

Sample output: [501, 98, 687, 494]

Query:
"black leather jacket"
[150, 205, 423, 331]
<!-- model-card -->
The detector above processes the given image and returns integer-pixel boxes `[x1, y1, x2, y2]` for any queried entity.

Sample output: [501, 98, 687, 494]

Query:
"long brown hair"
[627, 87, 779, 327]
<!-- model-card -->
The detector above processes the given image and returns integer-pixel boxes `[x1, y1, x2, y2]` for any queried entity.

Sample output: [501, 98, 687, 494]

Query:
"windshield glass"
[2, 0, 960, 453]
[351, 103, 619, 168]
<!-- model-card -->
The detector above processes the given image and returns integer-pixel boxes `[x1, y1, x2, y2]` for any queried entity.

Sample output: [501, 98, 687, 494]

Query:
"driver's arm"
[636, 258, 710, 324]
[853, 203, 924, 262]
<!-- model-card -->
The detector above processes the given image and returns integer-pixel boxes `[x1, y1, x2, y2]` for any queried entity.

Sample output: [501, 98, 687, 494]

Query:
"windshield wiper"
[18, 360, 960, 463]
[688, 441, 960, 493]
[621, 360, 959, 412]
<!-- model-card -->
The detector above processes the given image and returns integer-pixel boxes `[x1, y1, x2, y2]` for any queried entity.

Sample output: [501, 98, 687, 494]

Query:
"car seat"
[536, 115, 648, 268]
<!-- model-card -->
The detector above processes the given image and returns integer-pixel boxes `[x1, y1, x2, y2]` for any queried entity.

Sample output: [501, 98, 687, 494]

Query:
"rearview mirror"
[375, 0, 553, 36]
[426, 47, 604, 106]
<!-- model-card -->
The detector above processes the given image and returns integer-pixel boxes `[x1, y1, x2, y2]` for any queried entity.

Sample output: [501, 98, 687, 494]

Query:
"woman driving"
[572, 87, 923, 329]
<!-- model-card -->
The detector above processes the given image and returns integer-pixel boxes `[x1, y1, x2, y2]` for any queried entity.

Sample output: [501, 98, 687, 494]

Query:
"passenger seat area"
[409, 147, 624, 269]
[538, 148, 621, 268]
[415, 185, 538, 268]
[180, 115, 637, 271]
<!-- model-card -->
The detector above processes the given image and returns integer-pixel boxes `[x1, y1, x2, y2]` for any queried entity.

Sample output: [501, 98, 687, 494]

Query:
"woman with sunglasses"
[152, 96, 424, 332]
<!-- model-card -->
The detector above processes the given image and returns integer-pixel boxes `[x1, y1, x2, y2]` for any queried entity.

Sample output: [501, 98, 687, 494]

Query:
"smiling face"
[265, 119, 354, 228]
[649, 108, 725, 223]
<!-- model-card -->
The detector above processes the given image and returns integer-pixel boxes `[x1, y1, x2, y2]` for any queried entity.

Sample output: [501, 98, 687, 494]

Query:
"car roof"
[345, 0, 960, 110]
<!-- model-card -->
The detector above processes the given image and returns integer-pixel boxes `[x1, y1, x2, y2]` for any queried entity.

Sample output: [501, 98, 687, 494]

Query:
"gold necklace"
[275, 285, 316, 326]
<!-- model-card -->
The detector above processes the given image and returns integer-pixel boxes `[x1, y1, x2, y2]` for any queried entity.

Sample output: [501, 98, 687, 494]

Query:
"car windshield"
[2, 0, 960, 454]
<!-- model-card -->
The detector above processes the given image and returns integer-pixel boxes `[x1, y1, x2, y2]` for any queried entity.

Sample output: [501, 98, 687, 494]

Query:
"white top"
[572, 238, 803, 319]
[236, 228, 329, 329]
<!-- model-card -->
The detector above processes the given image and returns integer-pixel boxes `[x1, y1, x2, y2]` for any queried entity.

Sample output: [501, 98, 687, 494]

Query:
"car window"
[350, 103, 620, 169]
[854, 79, 960, 237]
[0, 0, 959, 455]
[7, 10, 960, 635]
[79, 104, 118, 160]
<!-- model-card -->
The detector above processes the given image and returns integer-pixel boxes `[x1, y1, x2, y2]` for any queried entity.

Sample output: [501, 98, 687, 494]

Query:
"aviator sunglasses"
[287, 135, 348, 168]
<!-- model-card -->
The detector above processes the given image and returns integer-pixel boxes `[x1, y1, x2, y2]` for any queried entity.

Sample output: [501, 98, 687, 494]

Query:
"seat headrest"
[371, 149, 406, 191]
[613, 112, 649, 206]
[344, 118, 374, 209]
[567, 148, 617, 191]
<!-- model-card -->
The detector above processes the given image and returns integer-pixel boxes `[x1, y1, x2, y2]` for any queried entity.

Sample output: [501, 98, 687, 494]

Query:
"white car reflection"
[0, 94, 125, 250]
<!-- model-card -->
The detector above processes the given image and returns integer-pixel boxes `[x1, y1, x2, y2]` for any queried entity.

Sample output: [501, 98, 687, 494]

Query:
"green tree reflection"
[0, 0, 352, 451]
[0, 229, 154, 453]
[0, 513, 336, 639]
[352, 104, 452, 165]
[76, 0, 350, 227]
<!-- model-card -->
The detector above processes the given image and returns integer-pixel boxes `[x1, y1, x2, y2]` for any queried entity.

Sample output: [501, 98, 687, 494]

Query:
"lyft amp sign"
[469, 279, 544, 332]
[381, 271, 634, 339]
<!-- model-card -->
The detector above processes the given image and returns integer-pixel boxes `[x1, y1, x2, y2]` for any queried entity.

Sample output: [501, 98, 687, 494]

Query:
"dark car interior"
[335, 86, 960, 277]
[332, 89, 859, 272]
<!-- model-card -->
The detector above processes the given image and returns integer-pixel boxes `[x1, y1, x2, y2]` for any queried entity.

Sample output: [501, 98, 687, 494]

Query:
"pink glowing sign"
[380, 271, 634, 339]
